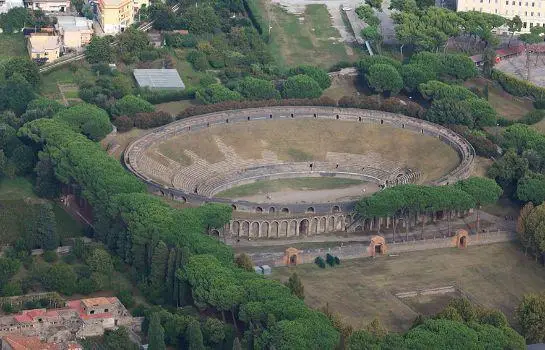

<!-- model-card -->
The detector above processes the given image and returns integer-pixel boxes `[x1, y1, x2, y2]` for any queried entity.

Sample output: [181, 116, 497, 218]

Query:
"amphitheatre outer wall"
[124, 106, 475, 237]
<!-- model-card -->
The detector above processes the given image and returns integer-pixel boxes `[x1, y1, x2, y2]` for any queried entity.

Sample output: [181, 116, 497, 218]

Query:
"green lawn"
[258, 1, 356, 68]
[0, 34, 27, 62]
[40, 66, 94, 100]
[0, 178, 84, 245]
[171, 48, 210, 88]
[216, 177, 365, 198]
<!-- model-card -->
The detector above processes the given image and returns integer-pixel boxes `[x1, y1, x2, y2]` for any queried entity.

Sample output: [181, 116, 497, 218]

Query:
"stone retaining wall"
[124, 107, 475, 215]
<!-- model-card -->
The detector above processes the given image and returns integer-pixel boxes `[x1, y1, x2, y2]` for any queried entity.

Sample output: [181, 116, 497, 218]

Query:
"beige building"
[97, 0, 134, 34]
[24, 0, 70, 12]
[55, 16, 93, 50]
[456, 0, 545, 32]
[27, 33, 61, 62]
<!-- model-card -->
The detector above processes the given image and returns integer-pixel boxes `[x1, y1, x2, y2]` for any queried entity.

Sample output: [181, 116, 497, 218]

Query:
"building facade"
[55, 16, 93, 50]
[24, 0, 70, 12]
[27, 33, 61, 62]
[456, 0, 545, 33]
[97, 0, 133, 34]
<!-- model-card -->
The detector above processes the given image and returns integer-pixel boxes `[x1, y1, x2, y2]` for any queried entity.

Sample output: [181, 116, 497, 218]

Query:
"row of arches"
[228, 215, 349, 238]
[250, 205, 341, 215]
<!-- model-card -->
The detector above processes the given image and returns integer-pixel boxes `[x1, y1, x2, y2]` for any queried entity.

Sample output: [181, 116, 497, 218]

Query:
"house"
[24, 0, 70, 12]
[0, 335, 60, 350]
[133, 69, 185, 90]
[55, 16, 93, 50]
[0, 297, 142, 347]
[27, 33, 61, 63]
[132, 0, 147, 16]
[97, 0, 134, 34]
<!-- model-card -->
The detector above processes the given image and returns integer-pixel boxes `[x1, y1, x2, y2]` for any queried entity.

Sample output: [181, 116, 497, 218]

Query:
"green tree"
[203, 318, 225, 345]
[234, 253, 254, 271]
[425, 98, 473, 127]
[365, 0, 383, 10]
[186, 319, 205, 350]
[185, 5, 221, 34]
[54, 103, 112, 141]
[36, 202, 58, 251]
[366, 64, 403, 95]
[113, 95, 154, 117]
[356, 5, 380, 26]
[34, 155, 60, 199]
[401, 64, 434, 93]
[488, 150, 529, 193]
[517, 173, 545, 204]
[104, 327, 139, 350]
[281, 74, 323, 99]
[42, 263, 77, 295]
[0, 258, 20, 294]
[288, 65, 331, 89]
[196, 84, 242, 104]
[10, 144, 35, 175]
[284, 272, 305, 300]
[5, 57, 41, 88]
[117, 28, 151, 59]
[0, 7, 31, 33]
[236, 77, 280, 100]
[86, 248, 114, 275]
[1, 74, 36, 115]
[455, 177, 502, 232]
[148, 313, 166, 350]
[85, 36, 114, 64]
[507, 15, 523, 46]
[517, 293, 545, 343]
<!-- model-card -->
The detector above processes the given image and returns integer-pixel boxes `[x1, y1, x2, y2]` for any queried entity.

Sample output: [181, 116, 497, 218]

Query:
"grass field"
[257, 1, 355, 68]
[464, 78, 534, 120]
[216, 177, 365, 198]
[40, 66, 95, 100]
[271, 242, 545, 332]
[156, 119, 460, 182]
[322, 76, 363, 101]
[155, 100, 196, 116]
[0, 34, 27, 62]
[0, 178, 84, 245]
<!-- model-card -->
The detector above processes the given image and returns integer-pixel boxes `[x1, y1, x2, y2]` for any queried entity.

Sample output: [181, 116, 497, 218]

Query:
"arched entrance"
[368, 235, 387, 257]
[284, 247, 302, 266]
[299, 219, 309, 236]
[454, 229, 469, 249]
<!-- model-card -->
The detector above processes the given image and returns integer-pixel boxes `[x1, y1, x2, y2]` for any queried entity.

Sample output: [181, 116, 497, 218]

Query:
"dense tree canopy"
[281, 74, 323, 99]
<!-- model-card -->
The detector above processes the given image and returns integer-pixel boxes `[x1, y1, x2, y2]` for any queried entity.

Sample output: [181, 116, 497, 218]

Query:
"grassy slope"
[216, 177, 365, 198]
[0, 178, 84, 245]
[0, 34, 27, 62]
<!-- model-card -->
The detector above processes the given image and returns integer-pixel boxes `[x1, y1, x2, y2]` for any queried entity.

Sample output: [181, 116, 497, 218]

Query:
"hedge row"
[138, 88, 196, 104]
[114, 111, 174, 132]
[491, 69, 545, 101]
[448, 124, 498, 158]
[242, 0, 269, 42]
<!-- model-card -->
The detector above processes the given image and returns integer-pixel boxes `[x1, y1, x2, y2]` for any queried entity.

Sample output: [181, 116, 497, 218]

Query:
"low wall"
[249, 231, 516, 267]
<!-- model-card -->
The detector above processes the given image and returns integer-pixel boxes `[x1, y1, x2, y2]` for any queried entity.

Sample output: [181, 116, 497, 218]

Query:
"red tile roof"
[2, 335, 59, 350]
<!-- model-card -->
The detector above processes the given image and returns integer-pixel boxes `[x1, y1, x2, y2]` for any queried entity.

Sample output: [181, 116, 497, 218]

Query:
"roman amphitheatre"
[124, 106, 475, 238]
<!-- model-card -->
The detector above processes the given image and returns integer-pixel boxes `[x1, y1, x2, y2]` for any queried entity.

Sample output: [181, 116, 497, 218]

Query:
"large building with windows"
[96, 0, 134, 34]
[456, 0, 545, 33]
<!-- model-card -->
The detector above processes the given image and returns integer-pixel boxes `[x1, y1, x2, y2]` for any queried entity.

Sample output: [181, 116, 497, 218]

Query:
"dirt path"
[232, 182, 380, 204]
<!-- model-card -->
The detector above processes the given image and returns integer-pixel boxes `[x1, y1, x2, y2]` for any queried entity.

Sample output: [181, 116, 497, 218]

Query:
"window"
[495, 8, 498, 12]
[533, 1, 535, 5]
[532, 11, 534, 15]
[104, 309, 109, 313]
[525, 11, 528, 14]
[506, 0, 509, 4]
[531, 22, 534, 27]
[523, 21, 528, 27]
[90, 310, 95, 315]
[519, 1, 522, 5]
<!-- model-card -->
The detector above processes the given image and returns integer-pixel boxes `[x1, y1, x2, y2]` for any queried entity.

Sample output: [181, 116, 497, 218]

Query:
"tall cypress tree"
[36, 202, 58, 251]
[186, 320, 205, 350]
[149, 240, 169, 301]
[147, 313, 166, 350]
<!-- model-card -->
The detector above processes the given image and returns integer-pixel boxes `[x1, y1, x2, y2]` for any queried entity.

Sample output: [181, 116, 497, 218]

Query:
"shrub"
[366, 64, 403, 95]
[165, 33, 198, 48]
[334, 256, 341, 265]
[138, 88, 195, 104]
[187, 50, 210, 71]
[326, 253, 336, 266]
[133, 111, 172, 129]
[113, 95, 155, 117]
[54, 103, 112, 141]
[520, 110, 545, 125]
[236, 76, 280, 100]
[356, 55, 402, 74]
[113, 115, 134, 132]
[43, 250, 58, 263]
[491, 69, 545, 101]
[449, 124, 498, 158]
[281, 74, 323, 99]
[314, 256, 326, 268]
[288, 65, 331, 89]
[196, 84, 242, 104]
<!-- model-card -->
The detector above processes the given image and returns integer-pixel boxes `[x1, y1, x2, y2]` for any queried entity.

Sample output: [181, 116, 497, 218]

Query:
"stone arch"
[369, 235, 387, 257]
[231, 204, 237, 211]
[280, 221, 288, 237]
[311, 218, 318, 235]
[269, 207, 276, 214]
[270, 221, 279, 237]
[328, 216, 335, 231]
[241, 221, 249, 236]
[332, 205, 341, 213]
[358, 116, 362, 122]
[281, 207, 289, 214]
[261, 222, 269, 237]
[454, 229, 469, 249]
[319, 217, 327, 233]
[336, 114, 340, 120]
[335, 216, 343, 231]
[306, 207, 315, 213]
[288, 220, 297, 236]
[345, 215, 352, 227]
[232, 221, 240, 236]
[210, 229, 220, 236]
[226, 119, 229, 123]
[299, 219, 309, 236]
[291, 113, 294, 118]
[250, 222, 259, 237]
[256, 207, 263, 213]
